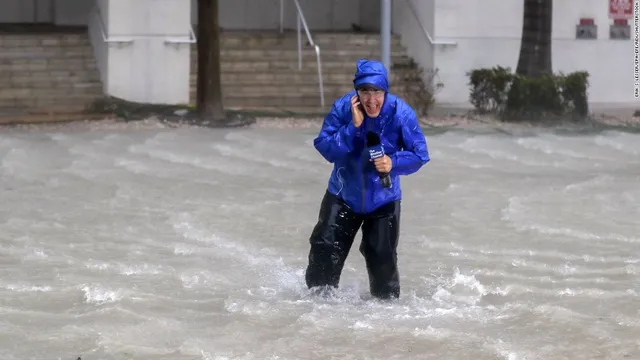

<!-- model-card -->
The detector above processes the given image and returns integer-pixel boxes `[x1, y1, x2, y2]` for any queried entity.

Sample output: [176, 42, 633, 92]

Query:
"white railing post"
[292, 0, 325, 107]
[297, 14, 302, 71]
[279, 0, 284, 33]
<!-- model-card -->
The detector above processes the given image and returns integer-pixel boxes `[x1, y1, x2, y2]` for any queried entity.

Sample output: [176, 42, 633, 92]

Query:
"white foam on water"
[421, 236, 637, 265]
[83, 260, 168, 276]
[218, 130, 329, 175]
[170, 212, 306, 296]
[1, 283, 53, 292]
[211, 142, 325, 173]
[130, 143, 250, 176]
[80, 284, 125, 305]
[516, 223, 639, 243]
[501, 195, 639, 244]
[455, 136, 563, 167]
[125, 132, 275, 179]
[513, 134, 628, 165]
[483, 339, 531, 360]
[563, 174, 614, 191]
[594, 131, 640, 155]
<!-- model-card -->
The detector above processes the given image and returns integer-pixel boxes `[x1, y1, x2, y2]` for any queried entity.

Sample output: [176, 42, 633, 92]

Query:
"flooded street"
[1, 125, 638, 360]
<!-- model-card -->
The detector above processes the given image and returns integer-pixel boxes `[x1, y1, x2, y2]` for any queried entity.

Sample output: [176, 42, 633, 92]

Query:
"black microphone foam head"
[366, 131, 380, 146]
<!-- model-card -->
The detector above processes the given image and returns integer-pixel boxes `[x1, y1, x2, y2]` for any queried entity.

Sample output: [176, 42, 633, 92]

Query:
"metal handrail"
[164, 26, 197, 44]
[404, 0, 457, 46]
[292, 0, 325, 107]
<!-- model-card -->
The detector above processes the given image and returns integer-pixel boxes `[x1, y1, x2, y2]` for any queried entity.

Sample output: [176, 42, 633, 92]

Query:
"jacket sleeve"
[390, 106, 430, 176]
[313, 100, 360, 163]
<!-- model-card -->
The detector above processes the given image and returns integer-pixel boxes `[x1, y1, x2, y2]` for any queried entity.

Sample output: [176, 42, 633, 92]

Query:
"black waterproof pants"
[304, 191, 401, 299]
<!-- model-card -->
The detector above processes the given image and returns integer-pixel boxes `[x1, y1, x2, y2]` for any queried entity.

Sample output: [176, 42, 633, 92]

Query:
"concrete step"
[185, 29, 424, 109]
[0, 112, 106, 126]
[218, 32, 403, 48]
[1, 63, 99, 76]
[189, 79, 423, 92]
[203, 83, 424, 96]
[192, 92, 421, 107]
[191, 59, 413, 72]
[191, 55, 410, 68]
[0, 32, 104, 112]
[0, 33, 90, 46]
[0, 85, 104, 97]
[6, 76, 101, 89]
[0, 87, 103, 109]
[190, 58, 414, 72]
[195, 48, 408, 59]
[0, 31, 402, 50]
[0, 47, 94, 60]
[1, 30, 421, 116]
[188, 71, 423, 85]
[213, 42, 406, 52]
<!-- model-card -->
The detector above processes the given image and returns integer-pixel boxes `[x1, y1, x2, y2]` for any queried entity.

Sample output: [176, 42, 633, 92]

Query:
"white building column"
[380, 0, 391, 73]
[89, 0, 193, 105]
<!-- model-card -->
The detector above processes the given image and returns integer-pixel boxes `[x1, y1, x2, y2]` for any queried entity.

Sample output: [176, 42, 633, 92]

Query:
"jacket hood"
[353, 59, 389, 92]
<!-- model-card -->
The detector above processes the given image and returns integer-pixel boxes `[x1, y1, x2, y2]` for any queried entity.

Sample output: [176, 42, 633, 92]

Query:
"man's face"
[357, 88, 385, 117]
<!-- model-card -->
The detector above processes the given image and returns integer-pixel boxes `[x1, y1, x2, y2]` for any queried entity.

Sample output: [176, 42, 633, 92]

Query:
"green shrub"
[467, 66, 512, 114]
[466, 66, 590, 122]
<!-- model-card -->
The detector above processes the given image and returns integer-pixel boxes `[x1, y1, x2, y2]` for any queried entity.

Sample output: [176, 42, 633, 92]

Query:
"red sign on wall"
[609, 0, 633, 19]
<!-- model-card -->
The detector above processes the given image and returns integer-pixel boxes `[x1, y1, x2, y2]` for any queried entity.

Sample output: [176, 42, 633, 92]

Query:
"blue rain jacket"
[314, 59, 430, 214]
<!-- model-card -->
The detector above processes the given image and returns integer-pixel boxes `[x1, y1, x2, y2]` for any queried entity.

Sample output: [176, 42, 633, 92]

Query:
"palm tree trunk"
[515, 0, 553, 77]
[196, 0, 225, 121]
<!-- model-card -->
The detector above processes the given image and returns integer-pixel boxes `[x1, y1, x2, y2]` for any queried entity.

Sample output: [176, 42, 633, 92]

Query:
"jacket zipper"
[361, 170, 365, 212]
[361, 119, 368, 213]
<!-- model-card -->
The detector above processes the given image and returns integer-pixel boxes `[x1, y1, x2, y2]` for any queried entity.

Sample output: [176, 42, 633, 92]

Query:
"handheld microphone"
[366, 131, 392, 188]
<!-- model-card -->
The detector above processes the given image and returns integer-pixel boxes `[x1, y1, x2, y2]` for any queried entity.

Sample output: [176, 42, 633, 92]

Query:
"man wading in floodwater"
[304, 59, 430, 300]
